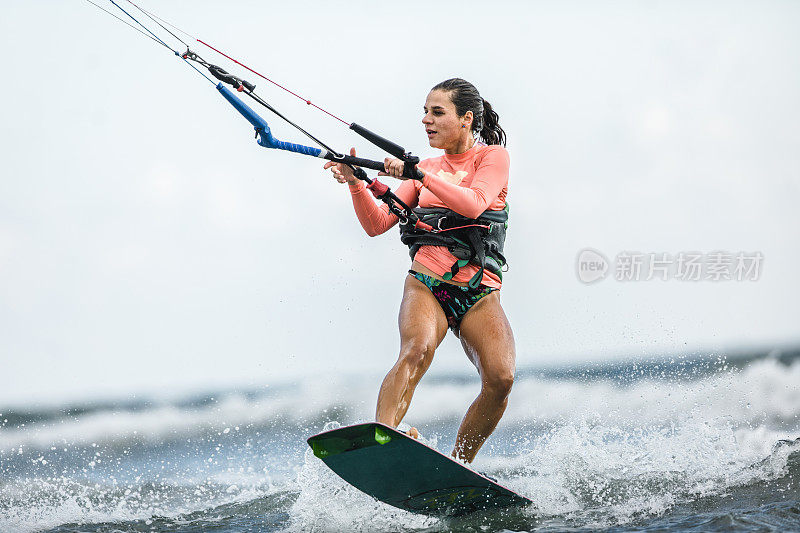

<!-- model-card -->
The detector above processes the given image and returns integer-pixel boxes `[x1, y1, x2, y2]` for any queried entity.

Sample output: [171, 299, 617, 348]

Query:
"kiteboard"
[307, 422, 532, 517]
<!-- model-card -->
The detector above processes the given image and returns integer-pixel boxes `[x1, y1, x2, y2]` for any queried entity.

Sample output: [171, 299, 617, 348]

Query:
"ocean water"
[1, 350, 799, 532]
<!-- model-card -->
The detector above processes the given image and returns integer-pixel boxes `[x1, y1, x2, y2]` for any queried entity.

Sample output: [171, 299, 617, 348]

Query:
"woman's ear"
[462, 110, 474, 129]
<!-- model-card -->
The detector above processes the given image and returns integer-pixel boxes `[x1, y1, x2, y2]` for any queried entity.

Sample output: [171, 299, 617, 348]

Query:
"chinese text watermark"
[576, 249, 763, 284]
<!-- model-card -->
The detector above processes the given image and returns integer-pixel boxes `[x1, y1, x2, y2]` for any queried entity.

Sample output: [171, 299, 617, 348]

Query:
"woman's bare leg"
[451, 292, 516, 463]
[375, 275, 449, 427]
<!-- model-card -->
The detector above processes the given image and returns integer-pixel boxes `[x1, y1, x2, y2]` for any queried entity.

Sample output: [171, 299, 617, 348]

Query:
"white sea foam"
[490, 422, 798, 526]
[1, 358, 798, 531]
[500, 356, 800, 427]
[1, 358, 797, 453]
[0, 476, 273, 533]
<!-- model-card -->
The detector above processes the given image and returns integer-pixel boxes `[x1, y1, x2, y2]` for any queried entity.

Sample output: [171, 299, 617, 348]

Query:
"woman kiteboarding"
[82, 8, 514, 466]
[326, 78, 513, 463]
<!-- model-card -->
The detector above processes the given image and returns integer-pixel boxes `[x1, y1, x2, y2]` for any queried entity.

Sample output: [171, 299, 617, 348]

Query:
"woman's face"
[422, 90, 472, 151]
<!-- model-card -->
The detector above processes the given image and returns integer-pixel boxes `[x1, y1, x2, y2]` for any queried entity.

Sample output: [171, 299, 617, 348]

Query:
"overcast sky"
[1, 0, 798, 405]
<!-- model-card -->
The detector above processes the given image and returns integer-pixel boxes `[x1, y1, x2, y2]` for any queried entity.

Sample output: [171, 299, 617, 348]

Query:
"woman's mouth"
[426, 129, 437, 138]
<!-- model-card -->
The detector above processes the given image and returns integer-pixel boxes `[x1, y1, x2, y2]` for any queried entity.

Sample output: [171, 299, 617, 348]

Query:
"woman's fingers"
[328, 164, 345, 183]
[383, 157, 404, 177]
[327, 148, 359, 184]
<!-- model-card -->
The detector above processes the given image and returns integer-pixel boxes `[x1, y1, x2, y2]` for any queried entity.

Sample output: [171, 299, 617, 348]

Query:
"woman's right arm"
[325, 148, 419, 237]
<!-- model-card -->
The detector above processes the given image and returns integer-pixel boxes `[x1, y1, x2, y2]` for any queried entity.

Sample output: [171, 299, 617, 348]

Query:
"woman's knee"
[398, 340, 435, 375]
[483, 370, 514, 400]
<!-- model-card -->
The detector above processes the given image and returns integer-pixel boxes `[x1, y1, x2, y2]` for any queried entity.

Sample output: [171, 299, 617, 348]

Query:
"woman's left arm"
[419, 147, 509, 218]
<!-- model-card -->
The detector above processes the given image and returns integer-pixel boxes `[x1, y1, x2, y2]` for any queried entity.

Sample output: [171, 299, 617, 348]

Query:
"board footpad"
[309, 425, 393, 459]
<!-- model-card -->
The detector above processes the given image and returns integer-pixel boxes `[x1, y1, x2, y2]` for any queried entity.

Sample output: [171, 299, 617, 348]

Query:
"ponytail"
[479, 98, 506, 146]
[431, 78, 506, 146]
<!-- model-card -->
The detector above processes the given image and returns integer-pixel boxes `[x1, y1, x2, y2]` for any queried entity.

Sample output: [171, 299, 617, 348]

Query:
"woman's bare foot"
[407, 426, 419, 439]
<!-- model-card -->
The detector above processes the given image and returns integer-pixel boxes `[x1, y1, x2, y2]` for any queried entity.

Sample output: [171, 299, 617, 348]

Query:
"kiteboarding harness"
[400, 206, 509, 288]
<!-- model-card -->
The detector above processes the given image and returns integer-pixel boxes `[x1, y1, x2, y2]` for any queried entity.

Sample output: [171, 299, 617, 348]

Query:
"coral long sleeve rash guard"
[348, 142, 509, 288]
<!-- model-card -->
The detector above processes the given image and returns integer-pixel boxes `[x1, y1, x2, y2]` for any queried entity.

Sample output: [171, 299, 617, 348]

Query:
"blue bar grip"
[271, 139, 323, 156]
[216, 83, 322, 157]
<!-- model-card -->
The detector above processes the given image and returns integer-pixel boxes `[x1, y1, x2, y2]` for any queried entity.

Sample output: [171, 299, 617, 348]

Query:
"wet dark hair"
[431, 78, 506, 146]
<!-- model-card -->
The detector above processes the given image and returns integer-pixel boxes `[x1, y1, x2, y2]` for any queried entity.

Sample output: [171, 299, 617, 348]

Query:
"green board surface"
[307, 422, 533, 517]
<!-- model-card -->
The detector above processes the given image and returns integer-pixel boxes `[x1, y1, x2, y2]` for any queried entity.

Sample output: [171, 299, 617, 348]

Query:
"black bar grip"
[324, 153, 424, 181]
[323, 153, 386, 172]
[405, 165, 425, 181]
[350, 123, 407, 159]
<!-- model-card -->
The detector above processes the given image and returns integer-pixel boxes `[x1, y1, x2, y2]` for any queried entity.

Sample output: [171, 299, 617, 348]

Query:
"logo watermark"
[576, 248, 610, 283]
[576, 249, 763, 284]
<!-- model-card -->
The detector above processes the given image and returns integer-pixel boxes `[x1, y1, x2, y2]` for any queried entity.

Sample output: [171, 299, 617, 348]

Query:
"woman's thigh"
[398, 274, 449, 356]
[457, 292, 516, 380]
